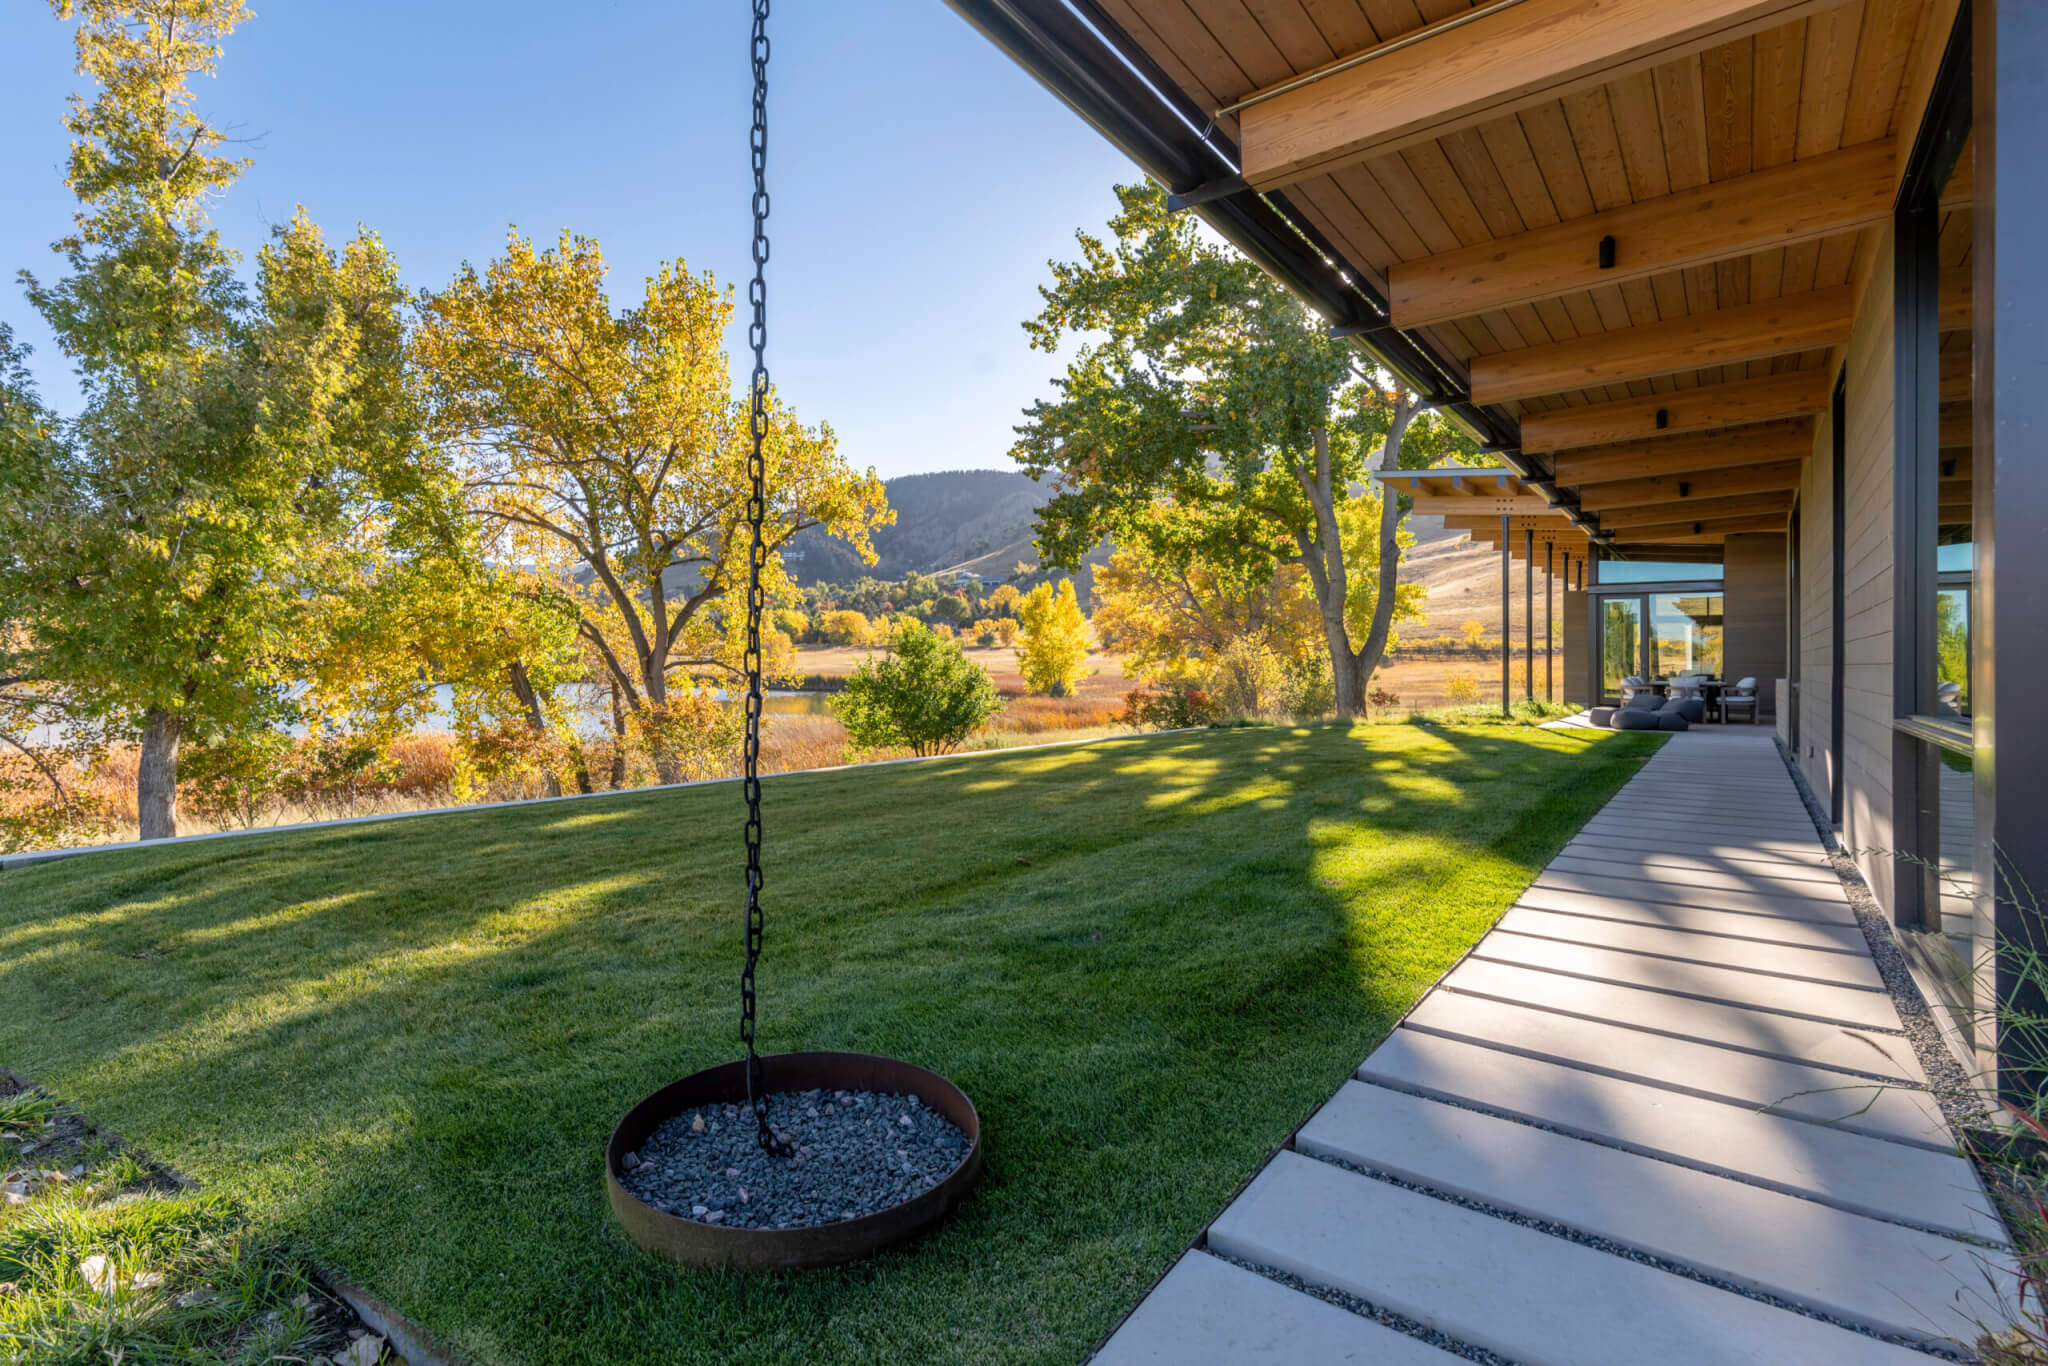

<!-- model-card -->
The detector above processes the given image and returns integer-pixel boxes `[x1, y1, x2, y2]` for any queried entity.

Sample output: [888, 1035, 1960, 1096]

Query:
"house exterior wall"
[1835, 226, 1900, 914]
[1797, 405, 1837, 811]
[1722, 533, 1787, 717]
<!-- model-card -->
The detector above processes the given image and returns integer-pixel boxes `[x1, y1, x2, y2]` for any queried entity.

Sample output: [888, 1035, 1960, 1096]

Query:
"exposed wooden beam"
[1473, 290, 1853, 404]
[1237, 0, 1851, 190]
[1390, 142, 1894, 328]
[1574, 459, 1806, 511]
[1440, 514, 1577, 533]
[1551, 420, 1816, 485]
[1608, 512, 1790, 541]
[1518, 372, 1831, 453]
[1594, 491, 1795, 528]
[1407, 493, 1554, 516]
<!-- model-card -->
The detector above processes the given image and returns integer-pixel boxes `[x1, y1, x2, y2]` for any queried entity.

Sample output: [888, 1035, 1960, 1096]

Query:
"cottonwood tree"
[1015, 579, 1090, 697]
[417, 231, 892, 784]
[2, 1, 466, 838]
[1015, 184, 1473, 717]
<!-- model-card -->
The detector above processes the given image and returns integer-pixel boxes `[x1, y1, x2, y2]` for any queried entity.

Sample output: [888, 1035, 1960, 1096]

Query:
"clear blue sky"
[0, 1, 1140, 479]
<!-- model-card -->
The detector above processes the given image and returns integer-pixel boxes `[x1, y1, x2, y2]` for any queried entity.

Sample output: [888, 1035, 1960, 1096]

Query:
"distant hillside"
[784, 472, 1511, 630]
[786, 469, 1046, 583]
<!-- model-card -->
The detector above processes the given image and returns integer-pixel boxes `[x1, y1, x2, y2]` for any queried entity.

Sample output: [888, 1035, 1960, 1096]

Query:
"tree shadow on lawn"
[0, 723, 1659, 1365]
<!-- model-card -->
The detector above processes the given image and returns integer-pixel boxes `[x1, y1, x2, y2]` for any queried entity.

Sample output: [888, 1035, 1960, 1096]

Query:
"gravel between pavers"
[618, 1088, 970, 1229]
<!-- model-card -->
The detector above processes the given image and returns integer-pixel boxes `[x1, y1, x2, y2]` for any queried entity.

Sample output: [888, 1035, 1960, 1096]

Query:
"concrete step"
[1090, 1251, 1455, 1365]
[1534, 870, 1859, 924]
[1546, 855, 1849, 903]
[1496, 908, 1881, 988]
[1208, 1151, 1936, 1366]
[1298, 1082, 2009, 1347]
[1514, 886, 1871, 950]
[1402, 993, 1947, 1148]
[1442, 957, 1927, 1084]
[1357, 1030, 2001, 1241]
[1472, 933, 1902, 1030]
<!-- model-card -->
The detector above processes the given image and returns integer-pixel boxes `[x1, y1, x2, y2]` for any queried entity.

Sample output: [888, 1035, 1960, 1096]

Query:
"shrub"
[968, 618, 1002, 647]
[180, 729, 298, 828]
[1283, 655, 1336, 721]
[817, 609, 873, 647]
[1205, 636, 1287, 718]
[1016, 580, 1090, 696]
[770, 607, 810, 641]
[987, 583, 1021, 616]
[1460, 619, 1488, 647]
[1367, 686, 1401, 712]
[1121, 683, 1221, 730]
[1444, 669, 1482, 705]
[833, 619, 1004, 756]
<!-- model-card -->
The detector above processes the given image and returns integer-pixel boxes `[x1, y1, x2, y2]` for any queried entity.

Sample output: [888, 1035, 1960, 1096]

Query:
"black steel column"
[1500, 514, 1511, 716]
[1524, 529, 1535, 700]
[1979, 0, 2048, 1103]
[1545, 542, 1555, 703]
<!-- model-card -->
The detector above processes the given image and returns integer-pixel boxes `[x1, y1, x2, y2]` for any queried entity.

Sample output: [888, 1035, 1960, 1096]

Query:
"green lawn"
[0, 721, 1658, 1365]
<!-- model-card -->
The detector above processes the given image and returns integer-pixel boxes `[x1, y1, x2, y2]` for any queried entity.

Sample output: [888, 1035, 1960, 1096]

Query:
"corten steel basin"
[605, 1051, 984, 1270]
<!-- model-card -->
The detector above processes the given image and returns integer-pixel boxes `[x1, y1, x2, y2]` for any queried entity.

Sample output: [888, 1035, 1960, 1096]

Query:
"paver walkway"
[1093, 731, 2012, 1364]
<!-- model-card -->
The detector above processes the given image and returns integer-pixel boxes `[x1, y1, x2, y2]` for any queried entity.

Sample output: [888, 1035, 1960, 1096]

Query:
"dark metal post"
[1545, 542, 1555, 703]
[1500, 514, 1511, 715]
[1524, 528, 1535, 700]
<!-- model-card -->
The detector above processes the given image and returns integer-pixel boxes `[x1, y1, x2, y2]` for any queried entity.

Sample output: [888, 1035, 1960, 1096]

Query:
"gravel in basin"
[617, 1088, 971, 1229]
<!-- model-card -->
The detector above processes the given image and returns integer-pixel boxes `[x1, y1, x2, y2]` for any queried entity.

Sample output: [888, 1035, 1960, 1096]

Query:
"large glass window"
[1601, 599, 1640, 695]
[1597, 559, 1725, 584]
[1648, 594, 1724, 679]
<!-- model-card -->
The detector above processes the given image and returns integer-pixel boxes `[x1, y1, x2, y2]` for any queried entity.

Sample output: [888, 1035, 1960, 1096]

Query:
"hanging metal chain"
[740, 0, 785, 1157]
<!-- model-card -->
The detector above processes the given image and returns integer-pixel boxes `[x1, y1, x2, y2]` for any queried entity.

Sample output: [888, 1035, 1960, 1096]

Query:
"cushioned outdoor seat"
[1612, 707, 1666, 730]
[1588, 706, 1618, 728]
[1667, 697, 1705, 725]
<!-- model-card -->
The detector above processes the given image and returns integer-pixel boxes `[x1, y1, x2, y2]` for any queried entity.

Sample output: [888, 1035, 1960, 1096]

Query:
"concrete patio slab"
[1442, 957, 1928, 1083]
[1298, 1081, 2010, 1346]
[1090, 1251, 1456, 1365]
[1471, 933, 1902, 1029]
[1495, 907, 1882, 987]
[1208, 1151, 1936, 1366]
[1358, 1029, 1998, 1239]
[1401, 992, 1948, 1147]
[1512, 886, 1872, 950]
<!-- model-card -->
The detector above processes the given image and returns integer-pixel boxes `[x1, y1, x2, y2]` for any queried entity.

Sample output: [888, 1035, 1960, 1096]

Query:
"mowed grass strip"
[0, 721, 1659, 1365]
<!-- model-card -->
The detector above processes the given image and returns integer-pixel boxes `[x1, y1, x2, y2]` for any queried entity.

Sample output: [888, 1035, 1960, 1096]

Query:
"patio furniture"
[1721, 677, 1760, 724]
[1937, 680, 1963, 716]
[1617, 675, 1650, 705]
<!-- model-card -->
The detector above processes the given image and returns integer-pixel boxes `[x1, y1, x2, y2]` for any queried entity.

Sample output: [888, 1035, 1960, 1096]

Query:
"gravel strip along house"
[947, 1, 2045, 1359]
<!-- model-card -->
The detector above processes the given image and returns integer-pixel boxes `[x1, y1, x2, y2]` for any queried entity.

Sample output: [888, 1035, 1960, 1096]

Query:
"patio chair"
[1937, 680, 1963, 716]
[1617, 675, 1649, 705]
[1721, 677, 1760, 724]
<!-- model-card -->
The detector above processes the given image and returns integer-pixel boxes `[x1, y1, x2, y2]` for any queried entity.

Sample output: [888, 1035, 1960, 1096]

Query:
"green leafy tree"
[2, 2, 449, 838]
[833, 619, 1002, 756]
[415, 230, 892, 784]
[1015, 183, 1476, 716]
[1016, 579, 1091, 697]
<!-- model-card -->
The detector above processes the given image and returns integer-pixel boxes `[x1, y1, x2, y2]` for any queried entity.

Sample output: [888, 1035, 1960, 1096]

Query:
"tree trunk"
[607, 677, 628, 788]
[137, 709, 183, 841]
[1294, 428, 1368, 717]
[507, 661, 562, 798]
[1349, 397, 1423, 700]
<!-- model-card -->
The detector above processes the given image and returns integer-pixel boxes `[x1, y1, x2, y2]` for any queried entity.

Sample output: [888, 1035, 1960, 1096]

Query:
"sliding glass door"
[1601, 598, 1640, 700]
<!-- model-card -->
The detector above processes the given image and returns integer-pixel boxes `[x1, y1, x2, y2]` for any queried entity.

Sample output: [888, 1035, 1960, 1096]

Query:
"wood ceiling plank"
[1794, 1, 1862, 156]
[1186, 0, 1295, 86]
[1364, 152, 1466, 253]
[1402, 140, 1500, 244]
[1606, 511, 1791, 538]
[1655, 56, 1714, 191]
[1439, 127, 1531, 238]
[1520, 370, 1831, 450]
[1574, 458, 1808, 510]
[1297, 0, 1382, 52]
[1243, 0, 1341, 69]
[1595, 490, 1797, 525]
[1517, 102, 1598, 219]
[1608, 69, 1674, 201]
[1476, 114, 1564, 229]
[1701, 34, 1757, 182]
[1236, 0, 1854, 189]
[1470, 288, 1853, 403]
[1387, 139, 1893, 327]
[1751, 17, 1808, 169]
[1841, 0, 1929, 146]
[1551, 419, 1817, 482]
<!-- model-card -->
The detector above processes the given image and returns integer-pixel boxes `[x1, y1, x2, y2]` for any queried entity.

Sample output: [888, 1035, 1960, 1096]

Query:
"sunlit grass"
[0, 722, 1659, 1365]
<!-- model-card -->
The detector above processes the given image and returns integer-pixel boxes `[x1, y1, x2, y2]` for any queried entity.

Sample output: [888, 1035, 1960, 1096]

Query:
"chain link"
[740, 0, 784, 1157]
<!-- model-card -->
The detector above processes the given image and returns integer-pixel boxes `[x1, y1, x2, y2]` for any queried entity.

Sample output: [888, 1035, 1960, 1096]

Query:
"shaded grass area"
[0, 722, 1659, 1365]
